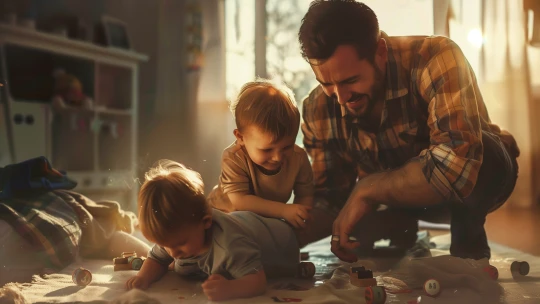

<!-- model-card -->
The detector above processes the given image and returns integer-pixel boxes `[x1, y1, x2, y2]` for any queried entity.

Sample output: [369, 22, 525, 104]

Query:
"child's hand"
[125, 275, 151, 290]
[201, 274, 233, 301]
[282, 204, 312, 229]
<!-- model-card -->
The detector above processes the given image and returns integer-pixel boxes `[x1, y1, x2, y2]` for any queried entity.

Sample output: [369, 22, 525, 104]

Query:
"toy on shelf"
[349, 266, 377, 287]
[365, 286, 386, 304]
[113, 251, 145, 271]
[423, 278, 441, 297]
[51, 68, 93, 110]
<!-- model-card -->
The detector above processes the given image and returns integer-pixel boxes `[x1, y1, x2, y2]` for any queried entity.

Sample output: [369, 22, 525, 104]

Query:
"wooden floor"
[427, 205, 540, 256]
[485, 205, 540, 256]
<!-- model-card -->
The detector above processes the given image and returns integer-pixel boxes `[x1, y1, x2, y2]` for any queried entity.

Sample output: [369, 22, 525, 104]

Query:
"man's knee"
[466, 131, 518, 212]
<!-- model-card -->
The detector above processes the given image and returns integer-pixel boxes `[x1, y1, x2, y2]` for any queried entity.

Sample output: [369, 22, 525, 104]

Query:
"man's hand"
[331, 196, 373, 263]
[125, 275, 151, 290]
[330, 160, 443, 262]
[282, 204, 312, 229]
[202, 274, 232, 301]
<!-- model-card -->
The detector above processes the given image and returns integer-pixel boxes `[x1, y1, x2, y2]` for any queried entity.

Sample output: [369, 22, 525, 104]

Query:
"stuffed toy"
[51, 68, 93, 109]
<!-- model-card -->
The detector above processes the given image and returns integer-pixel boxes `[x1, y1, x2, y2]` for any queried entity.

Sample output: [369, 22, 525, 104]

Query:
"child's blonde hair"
[138, 159, 210, 244]
[230, 78, 300, 141]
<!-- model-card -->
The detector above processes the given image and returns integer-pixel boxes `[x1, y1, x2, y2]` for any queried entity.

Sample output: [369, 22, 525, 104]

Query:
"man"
[297, 0, 520, 263]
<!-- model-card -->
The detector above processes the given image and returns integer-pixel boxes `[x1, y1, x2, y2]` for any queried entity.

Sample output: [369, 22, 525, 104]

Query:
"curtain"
[480, 0, 536, 207]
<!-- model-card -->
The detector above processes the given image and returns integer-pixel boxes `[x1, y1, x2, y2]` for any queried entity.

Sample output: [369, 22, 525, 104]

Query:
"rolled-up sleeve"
[416, 38, 483, 202]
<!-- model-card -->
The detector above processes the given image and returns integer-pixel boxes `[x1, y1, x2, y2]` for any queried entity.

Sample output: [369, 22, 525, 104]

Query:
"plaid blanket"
[0, 157, 138, 270]
[0, 191, 82, 269]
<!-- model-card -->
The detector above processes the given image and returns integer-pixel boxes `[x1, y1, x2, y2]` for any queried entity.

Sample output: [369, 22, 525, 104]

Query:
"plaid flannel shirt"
[302, 33, 510, 208]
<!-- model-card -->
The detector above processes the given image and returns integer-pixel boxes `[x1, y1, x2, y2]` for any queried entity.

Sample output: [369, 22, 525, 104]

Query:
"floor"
[485, 205, 540, 256]
[427, 205, 540, 256]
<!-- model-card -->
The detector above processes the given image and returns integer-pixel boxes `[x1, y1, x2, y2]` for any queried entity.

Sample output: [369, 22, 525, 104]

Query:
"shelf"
[51, 105, 132, 116]
[0, 24, 148, 65]
[0, 23, 143, 210]
[96, 107, 132, 116]
[52, 105, 95, 116]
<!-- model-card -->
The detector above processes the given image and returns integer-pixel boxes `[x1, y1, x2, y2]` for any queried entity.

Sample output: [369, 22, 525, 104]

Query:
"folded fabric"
[0, 156, 77, 200]
[0, 191, 83, 269]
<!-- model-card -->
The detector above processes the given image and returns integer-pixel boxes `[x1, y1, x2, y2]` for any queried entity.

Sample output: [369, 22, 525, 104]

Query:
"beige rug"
[2, 233, 539, 304]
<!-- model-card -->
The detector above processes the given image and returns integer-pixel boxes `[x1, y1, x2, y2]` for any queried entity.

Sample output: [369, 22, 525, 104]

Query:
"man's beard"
[346, 66, 385, 118]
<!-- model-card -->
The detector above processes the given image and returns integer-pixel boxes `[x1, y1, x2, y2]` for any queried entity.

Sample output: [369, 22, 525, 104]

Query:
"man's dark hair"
[298, 0, 379, 63]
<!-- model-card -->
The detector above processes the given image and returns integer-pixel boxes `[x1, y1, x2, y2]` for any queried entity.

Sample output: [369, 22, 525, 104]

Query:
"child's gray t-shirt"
[147, 209, 299, 280]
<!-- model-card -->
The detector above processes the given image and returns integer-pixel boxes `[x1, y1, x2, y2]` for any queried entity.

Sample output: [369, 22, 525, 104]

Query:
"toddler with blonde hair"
[125, 160, 314, 302]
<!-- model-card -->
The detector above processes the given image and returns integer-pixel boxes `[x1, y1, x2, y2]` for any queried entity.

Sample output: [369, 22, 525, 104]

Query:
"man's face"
[310, 45, 386, 118]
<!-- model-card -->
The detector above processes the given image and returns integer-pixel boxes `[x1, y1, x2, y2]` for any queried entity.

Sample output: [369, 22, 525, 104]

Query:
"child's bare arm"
[227, 193, 310, 228]
[201, 270, 267, 301]
[125, 258, 168, 290]
[227, 192, 285, 218]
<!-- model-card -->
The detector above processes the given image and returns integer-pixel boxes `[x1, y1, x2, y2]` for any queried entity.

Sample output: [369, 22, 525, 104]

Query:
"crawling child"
[207, 78, 314, 229]
[125, 160, 315, 302]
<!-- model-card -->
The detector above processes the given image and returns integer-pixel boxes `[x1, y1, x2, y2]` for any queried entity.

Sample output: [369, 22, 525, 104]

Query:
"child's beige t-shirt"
[208, 142, 314, 212]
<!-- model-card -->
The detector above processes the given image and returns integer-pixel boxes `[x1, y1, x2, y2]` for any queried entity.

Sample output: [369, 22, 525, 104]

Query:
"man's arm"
[362, 38, 485, 207]
[352, 160, 443, 208]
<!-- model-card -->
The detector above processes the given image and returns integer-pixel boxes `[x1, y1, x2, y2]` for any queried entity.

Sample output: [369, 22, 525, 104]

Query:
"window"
[225, 0, 255, 101]
[225, 0, 434, 145]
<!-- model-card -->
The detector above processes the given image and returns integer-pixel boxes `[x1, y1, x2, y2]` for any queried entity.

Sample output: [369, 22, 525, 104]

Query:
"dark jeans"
[413, 130, 518, 259]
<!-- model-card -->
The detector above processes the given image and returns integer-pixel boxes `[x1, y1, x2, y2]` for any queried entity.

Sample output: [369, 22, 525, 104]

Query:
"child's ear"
[202, 214, 212, 229]
[233, 129, 244, 145]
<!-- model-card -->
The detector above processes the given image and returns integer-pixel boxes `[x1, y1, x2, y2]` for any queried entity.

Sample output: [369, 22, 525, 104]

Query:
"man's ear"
[233, 129, 244, 145]
[374, 38, 388, 69]
[202, 214, 212, 229]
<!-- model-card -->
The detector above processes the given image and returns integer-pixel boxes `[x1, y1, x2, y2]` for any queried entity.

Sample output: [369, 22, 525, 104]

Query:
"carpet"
[2, 233, 539, 304]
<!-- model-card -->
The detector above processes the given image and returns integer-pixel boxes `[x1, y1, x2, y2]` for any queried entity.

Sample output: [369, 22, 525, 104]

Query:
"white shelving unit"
[0, 24, 148, 210]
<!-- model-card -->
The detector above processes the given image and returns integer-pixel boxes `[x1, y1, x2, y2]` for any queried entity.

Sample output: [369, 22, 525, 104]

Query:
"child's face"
[159, 215, 212, 259]
[235, 126, 296, 172]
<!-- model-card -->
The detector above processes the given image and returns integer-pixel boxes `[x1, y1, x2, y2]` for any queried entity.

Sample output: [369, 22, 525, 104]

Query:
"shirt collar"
[340, 31, 409, 118]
